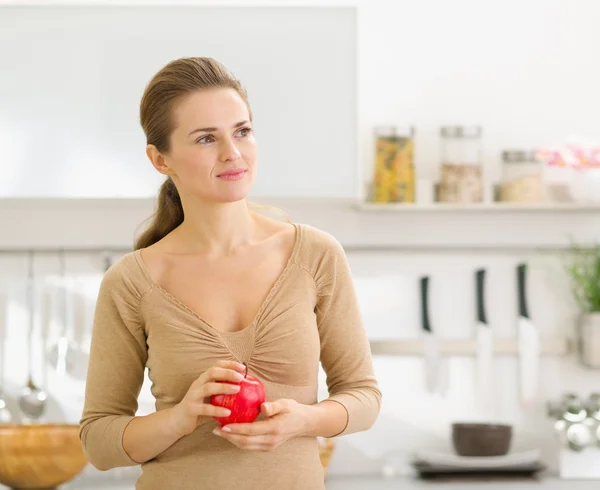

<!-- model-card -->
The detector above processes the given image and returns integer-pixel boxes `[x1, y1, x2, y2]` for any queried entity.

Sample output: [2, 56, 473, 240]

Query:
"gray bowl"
[452, 422, 513, 457]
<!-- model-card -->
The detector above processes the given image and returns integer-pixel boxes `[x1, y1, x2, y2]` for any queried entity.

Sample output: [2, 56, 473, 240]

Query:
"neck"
[176, 198, 256, 255]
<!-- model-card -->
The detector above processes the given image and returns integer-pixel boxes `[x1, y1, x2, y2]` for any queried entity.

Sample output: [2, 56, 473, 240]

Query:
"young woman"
[79, 57, 381, 489]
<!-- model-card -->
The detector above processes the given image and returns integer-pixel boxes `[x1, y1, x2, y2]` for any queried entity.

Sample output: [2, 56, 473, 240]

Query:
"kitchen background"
[1, 0, 600, 488]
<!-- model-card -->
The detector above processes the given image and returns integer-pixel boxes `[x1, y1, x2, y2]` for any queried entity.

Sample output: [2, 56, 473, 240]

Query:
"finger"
[214, 428, 276, 448]
[203, 367, 245, 383]
[198, 381, 241, 399]
[261, 399, 290, 417]
[214, 360, 247, 373]
[221, 419, 275, 436]
[189, 402, 232, 418]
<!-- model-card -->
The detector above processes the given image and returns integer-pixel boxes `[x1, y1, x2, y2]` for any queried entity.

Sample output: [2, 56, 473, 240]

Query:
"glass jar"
[371, 126, 415, 203]
[438, 125, 483, 203]
[498, 150, 544, 203]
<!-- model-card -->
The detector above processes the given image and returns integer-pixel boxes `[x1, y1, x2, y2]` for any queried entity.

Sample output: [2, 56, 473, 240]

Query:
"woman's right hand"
[167, 360, 247, 438]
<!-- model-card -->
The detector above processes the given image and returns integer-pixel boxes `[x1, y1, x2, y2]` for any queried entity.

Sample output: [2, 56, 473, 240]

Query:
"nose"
[219, 137, 241, 162]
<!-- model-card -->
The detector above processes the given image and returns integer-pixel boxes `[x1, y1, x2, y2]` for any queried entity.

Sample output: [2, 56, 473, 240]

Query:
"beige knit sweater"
[79, 223, 382, 489]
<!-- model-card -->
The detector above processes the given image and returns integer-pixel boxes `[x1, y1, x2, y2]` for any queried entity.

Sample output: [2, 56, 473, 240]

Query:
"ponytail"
[134, 178, 184, 250]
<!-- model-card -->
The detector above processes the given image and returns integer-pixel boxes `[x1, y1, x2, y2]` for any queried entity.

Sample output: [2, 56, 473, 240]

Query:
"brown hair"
[134, 57, 253, 250]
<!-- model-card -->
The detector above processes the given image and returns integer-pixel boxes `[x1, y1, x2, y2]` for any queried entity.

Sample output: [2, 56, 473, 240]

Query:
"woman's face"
[158, 87, 256, 204]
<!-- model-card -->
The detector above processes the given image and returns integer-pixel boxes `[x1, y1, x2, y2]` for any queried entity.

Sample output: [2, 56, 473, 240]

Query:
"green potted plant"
[566, 243, 600, 368]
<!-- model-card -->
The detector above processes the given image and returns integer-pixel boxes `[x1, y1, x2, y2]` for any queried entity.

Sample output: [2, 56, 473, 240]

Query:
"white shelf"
[2, 198, 600, 252]
[357, 202, 600, 212]
[369, 336, 571, 357]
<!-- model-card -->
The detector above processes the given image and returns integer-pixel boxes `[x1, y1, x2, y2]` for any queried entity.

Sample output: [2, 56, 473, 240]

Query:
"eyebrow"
[188, 120, 250, 137]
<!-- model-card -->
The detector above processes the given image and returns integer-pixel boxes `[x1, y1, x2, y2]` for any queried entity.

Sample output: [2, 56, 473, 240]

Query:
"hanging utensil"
[517, 263, 540, 409]
[420, 276, 442, 394]
[66, 288, 91, 381]
[0, 290, 14, 424]
[103, 251, 112, 273]
[65, 250, 113, 380]
[475, 268, 494, 411]
[47, 250, 77, 377]
[40, 286, 54, 396]
[18, 250, 48, 422]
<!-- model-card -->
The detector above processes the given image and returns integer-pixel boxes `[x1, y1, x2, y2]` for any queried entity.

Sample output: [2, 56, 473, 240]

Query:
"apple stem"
[243, 363, 248, 378]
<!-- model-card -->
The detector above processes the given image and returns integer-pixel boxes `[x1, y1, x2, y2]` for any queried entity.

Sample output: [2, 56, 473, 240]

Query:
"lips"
[217, 169, 246, 178]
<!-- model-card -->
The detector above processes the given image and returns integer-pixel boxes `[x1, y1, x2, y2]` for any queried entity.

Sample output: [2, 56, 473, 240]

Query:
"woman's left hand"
[212, 399, 312, 451]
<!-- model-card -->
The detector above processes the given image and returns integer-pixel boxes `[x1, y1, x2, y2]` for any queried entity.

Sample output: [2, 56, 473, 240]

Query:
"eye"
[235, 127, 253, 138]
[196, 134, 215, 144]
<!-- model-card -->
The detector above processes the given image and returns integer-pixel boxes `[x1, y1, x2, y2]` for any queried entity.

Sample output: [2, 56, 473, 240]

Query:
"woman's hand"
[212, 398, 313, 451]
[167, 360, 247, 438]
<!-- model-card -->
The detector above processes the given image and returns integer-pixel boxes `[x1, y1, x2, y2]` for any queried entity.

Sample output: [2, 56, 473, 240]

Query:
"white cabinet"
[0, 5, 357, 199]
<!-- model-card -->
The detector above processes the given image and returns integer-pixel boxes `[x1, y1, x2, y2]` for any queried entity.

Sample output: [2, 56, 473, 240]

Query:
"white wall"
[2, 0, 600, 200]
[357, 0, 600, 189]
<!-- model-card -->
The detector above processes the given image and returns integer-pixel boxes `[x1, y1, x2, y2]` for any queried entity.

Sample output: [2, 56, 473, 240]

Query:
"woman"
[79, 57, 381, 489]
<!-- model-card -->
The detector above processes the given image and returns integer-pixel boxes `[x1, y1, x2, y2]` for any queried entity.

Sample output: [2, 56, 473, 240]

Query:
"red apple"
[210, 369, 266, 426]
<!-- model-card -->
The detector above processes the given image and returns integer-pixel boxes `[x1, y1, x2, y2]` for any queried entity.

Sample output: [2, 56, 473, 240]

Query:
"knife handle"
[476, 268, 487, 324]
[517, 263, 529, 319]
[420, 276, 431, 333]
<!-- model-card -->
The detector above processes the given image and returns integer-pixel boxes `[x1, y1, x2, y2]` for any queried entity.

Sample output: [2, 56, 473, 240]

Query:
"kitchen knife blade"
[475, 268, 493, 411]
[420, 276, 441, 394]
[517, 263, 540, 409]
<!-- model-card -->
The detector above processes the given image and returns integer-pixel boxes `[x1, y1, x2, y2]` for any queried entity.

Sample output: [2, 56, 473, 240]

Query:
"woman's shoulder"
[99, 250, 153, 298]
[296, 223, 344, 254]
[294, 223, 346, 274]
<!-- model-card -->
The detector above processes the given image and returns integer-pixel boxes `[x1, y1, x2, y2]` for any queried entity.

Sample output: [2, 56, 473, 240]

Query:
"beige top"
[79, 223, 381, 490]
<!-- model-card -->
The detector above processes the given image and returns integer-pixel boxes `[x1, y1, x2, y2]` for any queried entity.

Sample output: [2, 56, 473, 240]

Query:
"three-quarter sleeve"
[79, 264, 148, 470]
[314, 236, 382, 436]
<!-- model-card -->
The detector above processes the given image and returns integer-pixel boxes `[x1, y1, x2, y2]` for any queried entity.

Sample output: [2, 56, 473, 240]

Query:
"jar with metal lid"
[498, 150, 544, 203]
[371, 125, 415, 203]
[438, 126, 483, 203]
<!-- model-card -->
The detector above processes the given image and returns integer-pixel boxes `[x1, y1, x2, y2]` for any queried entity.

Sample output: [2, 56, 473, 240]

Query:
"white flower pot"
[569, 168, 600, 204]
[579, 313, 600, 368]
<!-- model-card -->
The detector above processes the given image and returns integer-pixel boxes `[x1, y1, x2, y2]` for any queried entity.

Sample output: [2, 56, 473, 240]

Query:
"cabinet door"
[0, 6, 357, 199]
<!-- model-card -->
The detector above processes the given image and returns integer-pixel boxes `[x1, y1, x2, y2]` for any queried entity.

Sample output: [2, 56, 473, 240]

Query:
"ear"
[146, 144, 172, 176]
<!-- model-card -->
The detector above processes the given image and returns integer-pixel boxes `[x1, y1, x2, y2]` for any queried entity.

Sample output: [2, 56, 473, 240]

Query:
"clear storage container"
[370, 125, 415, 203]
[438, 125, 483, 203]
[498, 150, 544, 203]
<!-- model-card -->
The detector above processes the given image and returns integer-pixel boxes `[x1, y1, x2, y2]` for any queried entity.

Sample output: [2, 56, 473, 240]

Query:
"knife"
[517, 263, 540, 409]
[475, 268, 493, 411]
[420, 276, 441, 394]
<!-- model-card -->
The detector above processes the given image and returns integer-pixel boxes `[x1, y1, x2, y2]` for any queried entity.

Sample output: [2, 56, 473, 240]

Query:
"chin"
[216, 185, 253, 204]
[190, 175, 255, 204]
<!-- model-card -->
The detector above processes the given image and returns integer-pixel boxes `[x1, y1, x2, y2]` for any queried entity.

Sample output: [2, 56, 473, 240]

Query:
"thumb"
[261, 399, 288, 417]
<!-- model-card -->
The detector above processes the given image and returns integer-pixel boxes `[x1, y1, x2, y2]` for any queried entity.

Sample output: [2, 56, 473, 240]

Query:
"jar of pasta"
[371, 126, 415, 203]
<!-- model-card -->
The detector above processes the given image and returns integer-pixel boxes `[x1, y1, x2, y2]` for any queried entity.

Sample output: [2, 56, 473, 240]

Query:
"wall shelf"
[356, 202, 600, 213]
[369, 336, 572, 357]
[1, 197, 600, 252]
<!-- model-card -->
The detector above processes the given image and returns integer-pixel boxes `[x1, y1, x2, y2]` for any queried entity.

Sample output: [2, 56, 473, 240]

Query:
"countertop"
[5, 474, 596, 490]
